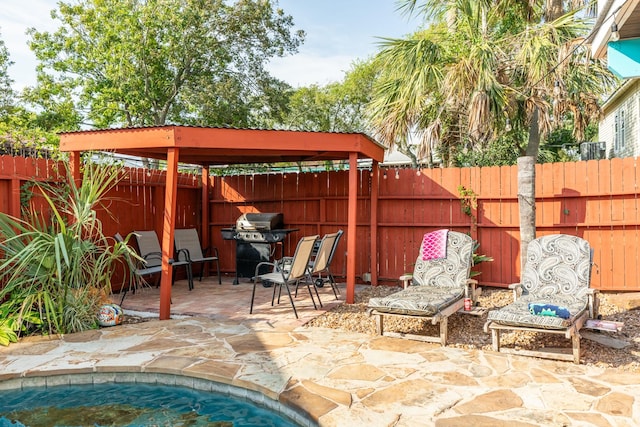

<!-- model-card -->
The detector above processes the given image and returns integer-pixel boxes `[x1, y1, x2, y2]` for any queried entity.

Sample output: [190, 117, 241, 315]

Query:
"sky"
[0, 0, 423, 90]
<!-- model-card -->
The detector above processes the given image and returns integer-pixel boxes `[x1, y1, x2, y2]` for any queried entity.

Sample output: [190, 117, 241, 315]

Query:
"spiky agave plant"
[0, 162, 136, 342]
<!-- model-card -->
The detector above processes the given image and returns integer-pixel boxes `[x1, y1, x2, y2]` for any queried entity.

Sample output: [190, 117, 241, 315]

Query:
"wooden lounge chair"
[367, 230, 478, 346]
[174, 228, 221, 284]
[484, 234, 598, 364]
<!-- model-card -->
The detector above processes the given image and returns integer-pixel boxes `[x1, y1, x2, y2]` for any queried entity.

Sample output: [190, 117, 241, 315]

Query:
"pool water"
[0, 382, 301, 427]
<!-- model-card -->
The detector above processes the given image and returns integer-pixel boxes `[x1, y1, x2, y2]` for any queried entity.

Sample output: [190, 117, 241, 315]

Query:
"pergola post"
[159, 148, 180, 320]
[69, 151, 81, 187]
[201, 166, 210, 276]
[346, 152, 358, 303]
[370, 161, 379, 286]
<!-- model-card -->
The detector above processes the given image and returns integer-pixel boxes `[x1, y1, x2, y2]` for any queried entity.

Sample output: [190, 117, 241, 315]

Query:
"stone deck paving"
[1, 278, 639, 426]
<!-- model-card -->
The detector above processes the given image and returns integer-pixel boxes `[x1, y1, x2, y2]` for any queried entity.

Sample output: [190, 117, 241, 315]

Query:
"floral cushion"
[521, 234, 592, 299]
[412, 231, 473, 288]
[368, 285, 465, 316]
[487, 234, 592, 330]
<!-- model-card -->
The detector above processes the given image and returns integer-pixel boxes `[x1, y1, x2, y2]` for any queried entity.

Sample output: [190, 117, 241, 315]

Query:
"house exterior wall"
[599, 78, 640, 158]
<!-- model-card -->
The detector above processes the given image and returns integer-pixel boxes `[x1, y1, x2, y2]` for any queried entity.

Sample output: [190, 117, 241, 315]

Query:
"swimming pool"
[0, 380, 303, 427]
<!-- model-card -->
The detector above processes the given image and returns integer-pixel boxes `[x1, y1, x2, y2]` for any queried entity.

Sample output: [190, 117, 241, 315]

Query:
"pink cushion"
[420, 230, 448, 261]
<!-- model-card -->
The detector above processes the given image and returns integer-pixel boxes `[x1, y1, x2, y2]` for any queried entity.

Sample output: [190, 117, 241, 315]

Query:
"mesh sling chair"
[174, 228, 221, 284]
[114, 232, 163, 305]
[294, 230, 343, 300]
[309, 230, 343, 299]
[133, 230, 194, 290]
[484, 234, 598, 364]
[251, 235, 319, 319]
[367, 230, 478, 346]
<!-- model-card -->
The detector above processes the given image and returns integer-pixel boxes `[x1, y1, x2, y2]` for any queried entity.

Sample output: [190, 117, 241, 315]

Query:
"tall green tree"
[369, 0, 616, 267]
[283, 59, 376, 133]
[0, 30, 61, 156]
[0, 32, 14, 120]
[26, 0, 304, 131]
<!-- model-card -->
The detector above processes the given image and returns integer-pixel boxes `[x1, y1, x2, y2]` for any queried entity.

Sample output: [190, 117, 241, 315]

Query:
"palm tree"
[368, 0, 616, 267]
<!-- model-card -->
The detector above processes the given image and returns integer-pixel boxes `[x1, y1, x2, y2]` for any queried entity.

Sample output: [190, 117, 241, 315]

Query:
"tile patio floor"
[1, 275, 639, 426]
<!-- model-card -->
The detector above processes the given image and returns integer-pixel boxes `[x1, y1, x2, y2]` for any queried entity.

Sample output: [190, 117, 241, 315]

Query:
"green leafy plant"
[471, 241, 493, 278]
[0, 162, 136, 343]
[457, 185, 478, 217]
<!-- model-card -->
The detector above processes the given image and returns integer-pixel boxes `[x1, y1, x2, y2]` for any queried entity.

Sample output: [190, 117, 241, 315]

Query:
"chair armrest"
[144, 251, 162, 259]
[175, 248, 191, 262]
[209, 246, 219, 259]
[465, 278, 480, 302]
[508, 283, 522, 301]
[399, 274, 413, 289]
[141, 252, 162, 266]
[254, 261, 278, 278]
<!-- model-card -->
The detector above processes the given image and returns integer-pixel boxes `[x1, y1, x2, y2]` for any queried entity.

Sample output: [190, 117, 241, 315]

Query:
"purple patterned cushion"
[420, 229, 448, 261]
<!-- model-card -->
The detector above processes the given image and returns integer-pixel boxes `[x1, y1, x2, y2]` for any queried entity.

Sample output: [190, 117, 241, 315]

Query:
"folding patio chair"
[250, 235, 319, 319]
[298, 230, 343, 300]
[133, 230, 194, 290]
[367, 230, 478, 346]
[484, 234, 598, 364]
[174, 228, 221, 284]
[311, 230, 344, 299]
[114, 232, 163, 305]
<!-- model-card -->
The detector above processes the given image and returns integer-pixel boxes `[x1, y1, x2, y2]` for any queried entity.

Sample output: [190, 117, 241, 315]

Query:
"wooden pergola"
[59, 126, 385, 319]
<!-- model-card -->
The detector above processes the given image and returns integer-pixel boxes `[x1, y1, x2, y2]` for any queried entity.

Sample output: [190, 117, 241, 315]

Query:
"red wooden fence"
[2, 155, 639, 292]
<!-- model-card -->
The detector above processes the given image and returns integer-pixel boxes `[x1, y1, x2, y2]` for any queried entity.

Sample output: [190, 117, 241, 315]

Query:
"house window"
[614, 109, 626, 153]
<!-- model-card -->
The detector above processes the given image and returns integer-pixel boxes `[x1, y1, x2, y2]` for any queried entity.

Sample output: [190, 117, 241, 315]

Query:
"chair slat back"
[412, 230, 473, 288]
[174, 228, 204, 259]
[522, 234, 592, 299]
[289, 235, 319, 280]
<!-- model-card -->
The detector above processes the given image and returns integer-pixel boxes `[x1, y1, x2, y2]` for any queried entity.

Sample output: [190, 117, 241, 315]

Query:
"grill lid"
[236, 213, 284, 230]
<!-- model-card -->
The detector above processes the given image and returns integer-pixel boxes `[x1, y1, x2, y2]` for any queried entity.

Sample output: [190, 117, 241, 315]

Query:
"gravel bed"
[305, 285, 640, 372]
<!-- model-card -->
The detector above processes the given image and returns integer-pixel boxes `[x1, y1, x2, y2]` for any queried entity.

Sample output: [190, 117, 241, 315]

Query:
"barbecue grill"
[221, 213, 297, 284]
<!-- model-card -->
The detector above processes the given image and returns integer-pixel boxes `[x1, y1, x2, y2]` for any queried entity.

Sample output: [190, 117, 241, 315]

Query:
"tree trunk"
[517, 156, 536, 274]
[546, 0, 565, 21]
[525, 108, 540, 158]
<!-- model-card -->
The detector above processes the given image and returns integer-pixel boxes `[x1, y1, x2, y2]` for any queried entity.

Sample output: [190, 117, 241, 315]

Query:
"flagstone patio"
[1, 276, 639, 426]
